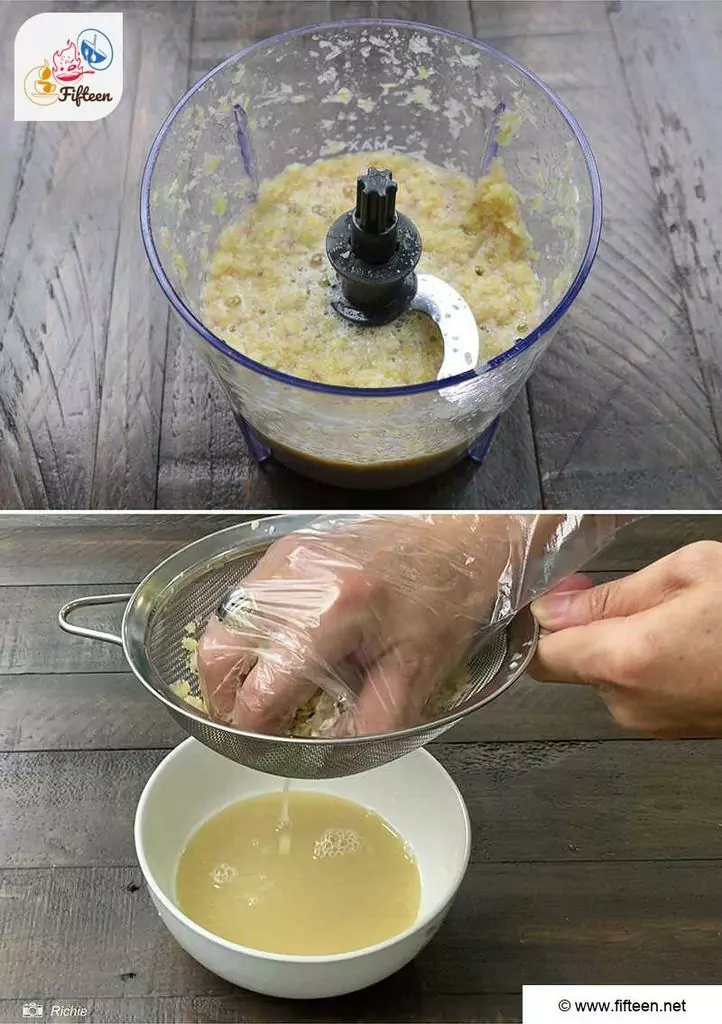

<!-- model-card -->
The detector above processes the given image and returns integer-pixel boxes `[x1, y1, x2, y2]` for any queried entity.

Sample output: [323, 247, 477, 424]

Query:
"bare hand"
[529, 542, 722, 738]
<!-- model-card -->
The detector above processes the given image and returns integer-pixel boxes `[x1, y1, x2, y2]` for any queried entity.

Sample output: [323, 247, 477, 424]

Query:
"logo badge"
[15, 13, 122, 121]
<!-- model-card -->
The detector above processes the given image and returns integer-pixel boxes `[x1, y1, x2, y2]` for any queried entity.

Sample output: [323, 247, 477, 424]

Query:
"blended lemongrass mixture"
[201, 153, 540, 387]
[170, 621, 470, 737]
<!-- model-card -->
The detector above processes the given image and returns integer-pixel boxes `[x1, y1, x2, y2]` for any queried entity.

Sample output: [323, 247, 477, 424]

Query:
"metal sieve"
[58, 515, 538, 779]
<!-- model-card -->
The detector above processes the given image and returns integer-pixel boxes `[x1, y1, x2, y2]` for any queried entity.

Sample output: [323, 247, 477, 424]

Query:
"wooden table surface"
[2, 512, 722, 1023]
[1, 0, 722, 511]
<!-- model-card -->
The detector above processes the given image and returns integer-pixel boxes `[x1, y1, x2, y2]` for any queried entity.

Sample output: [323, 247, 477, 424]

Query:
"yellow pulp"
[202, 153, 540, 387]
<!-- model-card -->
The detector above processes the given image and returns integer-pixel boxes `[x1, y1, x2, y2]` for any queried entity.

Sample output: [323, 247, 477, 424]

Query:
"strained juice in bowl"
[176, 791, 421, 955]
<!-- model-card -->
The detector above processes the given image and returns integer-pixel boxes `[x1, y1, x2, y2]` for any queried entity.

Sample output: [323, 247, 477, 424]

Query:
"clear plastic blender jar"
[141, 19, 602, 489]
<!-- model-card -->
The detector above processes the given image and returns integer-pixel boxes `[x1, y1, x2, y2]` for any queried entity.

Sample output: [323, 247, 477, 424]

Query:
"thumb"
[531, 581, 625, 631]
[531, 556, 682, 632]
[529, 616, 636, 686]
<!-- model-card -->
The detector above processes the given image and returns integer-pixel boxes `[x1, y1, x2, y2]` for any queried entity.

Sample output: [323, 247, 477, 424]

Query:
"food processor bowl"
[141, 19, 602, 489]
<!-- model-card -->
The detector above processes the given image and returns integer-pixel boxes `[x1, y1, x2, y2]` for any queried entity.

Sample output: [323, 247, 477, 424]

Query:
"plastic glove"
[529, 541, 722, 738]
[198, 514, 625, 737]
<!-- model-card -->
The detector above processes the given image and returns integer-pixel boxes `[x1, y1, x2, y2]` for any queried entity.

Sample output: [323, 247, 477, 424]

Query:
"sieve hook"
[58, 593, 132, 646]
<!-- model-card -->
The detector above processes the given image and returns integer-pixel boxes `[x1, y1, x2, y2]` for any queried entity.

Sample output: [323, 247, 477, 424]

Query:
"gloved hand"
[198, 515, 518, 735]
[529, 541, 722, 738]
[198, 514, 623, 737]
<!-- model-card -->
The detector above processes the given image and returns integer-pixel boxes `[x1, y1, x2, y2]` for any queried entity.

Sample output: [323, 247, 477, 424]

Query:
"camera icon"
[22, 1003, 44, 1018]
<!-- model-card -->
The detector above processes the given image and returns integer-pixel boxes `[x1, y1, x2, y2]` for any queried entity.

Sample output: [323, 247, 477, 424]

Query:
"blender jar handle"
[58, 593, 132, 646]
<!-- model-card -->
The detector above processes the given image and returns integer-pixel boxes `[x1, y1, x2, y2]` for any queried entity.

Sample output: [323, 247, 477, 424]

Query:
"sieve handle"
[58, 593, 132, 646]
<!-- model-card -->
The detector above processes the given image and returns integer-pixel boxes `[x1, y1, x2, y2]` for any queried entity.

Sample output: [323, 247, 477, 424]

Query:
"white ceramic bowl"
[135, 738, 471, 999]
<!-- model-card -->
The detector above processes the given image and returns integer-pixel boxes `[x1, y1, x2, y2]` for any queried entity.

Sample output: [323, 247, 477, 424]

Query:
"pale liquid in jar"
[176, 791, 421, 955]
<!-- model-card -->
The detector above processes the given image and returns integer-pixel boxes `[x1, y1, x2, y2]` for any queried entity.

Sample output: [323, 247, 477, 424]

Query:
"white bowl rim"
[134, 737, 472, 965]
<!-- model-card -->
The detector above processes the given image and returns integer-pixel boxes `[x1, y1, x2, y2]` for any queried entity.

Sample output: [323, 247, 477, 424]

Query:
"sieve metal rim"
[64, 514, 539, 746]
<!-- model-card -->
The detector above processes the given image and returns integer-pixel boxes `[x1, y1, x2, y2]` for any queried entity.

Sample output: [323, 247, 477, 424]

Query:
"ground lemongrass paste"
[170, 622, 469, 737]
[201, 153, 541, 387]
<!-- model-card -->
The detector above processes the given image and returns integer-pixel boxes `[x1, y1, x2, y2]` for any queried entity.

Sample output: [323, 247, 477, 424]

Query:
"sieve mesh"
[121, 517, 537, 779]
[147, 550, 262, 696]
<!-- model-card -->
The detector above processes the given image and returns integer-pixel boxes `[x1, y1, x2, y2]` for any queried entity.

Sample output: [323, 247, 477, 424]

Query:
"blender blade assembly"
[326, 167, 480, 381]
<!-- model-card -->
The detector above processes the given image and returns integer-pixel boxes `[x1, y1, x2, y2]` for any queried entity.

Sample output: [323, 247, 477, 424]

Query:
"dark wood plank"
[452, 674, 625, 742]
[0, 673, 186, 752]
[4, 1, 722, 510]
[157, 0, 542, 510]
[189, 0, 481, 80]
[91, 3, 195, 509]
[0, 512, 256, 584]
[5, 512, 722, 580]
[586, 513, 722, 570]
[0, 994, 520, 1024]
[0, 2, 147, 509]
[0, 667, 635, 749]
[0, 7, 38, 405]
[469, 2, 722, 508]
[4, 513, 722, 747]
[0, 573, 624, 689]
[3, 512, 722, 584]
[466, 0, 612, 37]
[155, 318, 259, 510]
[0, 750, 164, 867]
[0, 669, 630, 750]
[609, 1, 722, 452]
[2, 861, 720, 1014]
[5, 741, 722, 867]
[190, 0, 330, 78]
[156, 0, 329, 509]
[448, 739, 722, 863]
[0, 585, 130, 675]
